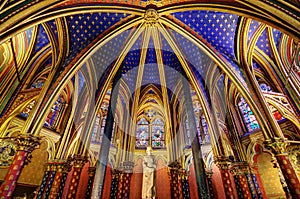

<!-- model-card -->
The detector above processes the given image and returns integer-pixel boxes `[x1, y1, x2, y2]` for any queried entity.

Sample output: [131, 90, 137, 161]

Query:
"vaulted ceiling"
[0, 0, 299, 120]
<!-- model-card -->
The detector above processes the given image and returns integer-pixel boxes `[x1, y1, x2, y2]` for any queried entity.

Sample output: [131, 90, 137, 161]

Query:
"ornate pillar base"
[265, 138, 300, 198]
[215, 156, 235, 199]
[0, 135, 40, 199]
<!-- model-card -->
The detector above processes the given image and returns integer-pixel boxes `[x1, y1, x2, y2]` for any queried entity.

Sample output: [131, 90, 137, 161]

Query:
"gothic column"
[36, 163, 52, 199]
[49, 160, 71, 199]
[230, 163, 251, 199]
[85, 167, 96, 199]
[182, 73, 209, 199]
[215, 156, 235, 199]
[55, 165, 71, 199]
[242, 166, 261, 199]
[110, 169, 120, 199]
[91, 69, 121, 199]
[118, 161, 134, 199]
[0, 134, 40, 198]
[180, 169, 190, 199]
[249, 167, 263, 199]
[205, 170, 214, 199]
[265, 138, 300, 198]
[168, 162, 182, 199]
[66, 155, 88, 199]
[42, 165, 56, 199]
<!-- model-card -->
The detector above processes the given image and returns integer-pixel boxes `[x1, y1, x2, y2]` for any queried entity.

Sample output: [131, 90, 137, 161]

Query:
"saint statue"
[142, 147, 156, 199]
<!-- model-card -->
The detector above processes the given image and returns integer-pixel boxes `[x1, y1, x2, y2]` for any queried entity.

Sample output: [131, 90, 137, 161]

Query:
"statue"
[142, 147, 156, 199]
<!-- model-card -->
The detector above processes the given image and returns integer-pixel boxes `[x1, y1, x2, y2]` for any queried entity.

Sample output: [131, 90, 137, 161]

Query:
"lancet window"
[238, 97, 260, 133]
[135, 117, 165, 149]
[136, 118, 150, 149]
[44, 95, 65, 129]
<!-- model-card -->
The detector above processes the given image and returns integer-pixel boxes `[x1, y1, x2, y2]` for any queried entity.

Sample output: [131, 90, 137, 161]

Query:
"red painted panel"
[211, 164, 225, 199]
[188, 164, 199, 199]
[76, 162, 90, 199]
[156, 159, 171, 199]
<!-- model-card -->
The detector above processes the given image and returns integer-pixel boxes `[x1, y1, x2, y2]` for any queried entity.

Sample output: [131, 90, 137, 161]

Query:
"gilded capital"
[214, 156, 232, 170]
[70, 154, 88, 168]
[265, 137, 289, 155]
[205, 170, 213, 178]
[230, 162, 250, 176]
[15, 134, 41, 153]
[88, 167, 96, 177]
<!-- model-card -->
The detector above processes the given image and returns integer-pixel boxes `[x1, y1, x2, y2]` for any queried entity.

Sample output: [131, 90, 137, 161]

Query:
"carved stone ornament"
[144, 9, 159, 25]
[0, 140, 17, 167]
[15, 134, 41, 152]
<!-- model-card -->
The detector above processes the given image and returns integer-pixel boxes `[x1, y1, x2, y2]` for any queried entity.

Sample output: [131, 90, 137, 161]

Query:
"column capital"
[214, 156, 232, 170]
[230, 162, 251, 175]
[121, 161, 134, 173]
[88, 167, 96, 177]
[205, 170, 213, 178]
[264, 137, 289, 155]
[70, 154, 88, 168]
[168, 161, 182, 169]
[15, 134, 41, 152]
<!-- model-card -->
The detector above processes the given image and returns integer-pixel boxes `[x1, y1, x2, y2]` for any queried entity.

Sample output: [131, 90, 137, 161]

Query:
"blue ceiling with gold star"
[22, 4, 290, 109]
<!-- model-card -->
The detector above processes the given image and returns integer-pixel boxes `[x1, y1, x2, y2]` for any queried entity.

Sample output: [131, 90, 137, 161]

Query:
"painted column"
[36, 163, 52, 199]
[118, 161, 134, 199]
[182, 73, 209, 199]
[205, 170, 214, 199]
[249, 168, 263, 199]
[168, 162, 182, 199]
[66, 155, 88, 199]
[180, 169, 190, 199]
[230, 163, 251, 199]
[56, 168, 70, 199]
[85, 167, 96, 199]
[215, 156, 235, 199]
[91, 69, 121, 199]
[42, 167, 56, 199]
[244, 172, 257, 199]
[265, 138, 300, 198]
[110, 170, 120, 199]
[49, 161, 71, 199]
[0, 134, 40, 199]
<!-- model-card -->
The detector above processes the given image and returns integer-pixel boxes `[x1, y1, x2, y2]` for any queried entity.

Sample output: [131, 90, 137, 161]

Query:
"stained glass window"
[201, 115, 210, 144]
[91, 114, 101, 142]
[152, 118, 165, 149]
[260, 83, 284, 121]
[31, 79, 45, 89]
[99, 117, 106, 143]
[238, 97, 260, 132]
[260, 83, 272, 92]
[185, 119, 191, 146]
[20, 100, 36, 118]
[136, 118, 149, 149]
[195, 116, 201, 142]
[44, 95, 64, 128]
